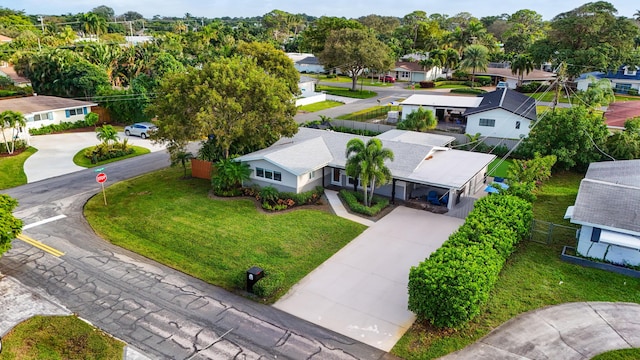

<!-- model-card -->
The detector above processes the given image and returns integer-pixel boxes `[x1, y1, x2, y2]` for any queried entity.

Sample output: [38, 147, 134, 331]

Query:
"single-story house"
[575, 66, 640, 94]
[236, 127, 494, 210]
[0, 63, 31, 87]
[387, 61, 444, 82]
[287, 53, 325, 74]
[463, 88, 537, 139]
[0, 95, 97, 144]
[399, 94, 483, 122]
[564, 160, 640, 266]
[295, 75, 326, 107]
[476, 67, 556, 89]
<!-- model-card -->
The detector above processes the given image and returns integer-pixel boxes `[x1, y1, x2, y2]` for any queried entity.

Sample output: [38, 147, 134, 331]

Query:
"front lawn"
[0, 315, 124, 359]
[486, 158, 513, 178]
[73, 145, 151, 168]
[84, 167, 366, 301]
[297, 100, 343, 113]
[316, 85, 377, 99]
[0, 147, 37, 190]
[392, 171, 640, 359]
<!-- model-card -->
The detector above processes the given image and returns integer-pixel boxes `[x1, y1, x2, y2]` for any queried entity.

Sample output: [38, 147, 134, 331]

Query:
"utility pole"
[38, 16, 45, 32]
[552, 62, 567, 111]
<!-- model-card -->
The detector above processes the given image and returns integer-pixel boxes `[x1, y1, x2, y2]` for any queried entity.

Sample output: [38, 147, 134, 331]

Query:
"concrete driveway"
[24, 132, 166, 183]
[274, 206, 464, 351]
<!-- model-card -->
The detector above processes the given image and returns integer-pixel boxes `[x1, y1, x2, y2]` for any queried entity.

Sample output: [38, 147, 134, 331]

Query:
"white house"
[0, 95, 97, 144]
[565, 160, 640, 267]
[237, 128, 494, 210]
[295, 75, 327, 107]
[399, 94, 483, 122]
[388, 61, 444, 82]
[463, 88, 537, 139]
[575, 66, 640, 94]
[287, 53, 325, 74]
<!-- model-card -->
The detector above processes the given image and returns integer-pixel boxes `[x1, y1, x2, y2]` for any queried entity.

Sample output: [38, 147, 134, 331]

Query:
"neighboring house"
[0, 63, 31, 87]
[124, 35, 154, 45]
[565, 160, 640, 266]
[400, 94, 483, 122]
[387, 61, 443, 82]
[476, 67, 556, 89]
[0, 95, 97, 144]
[0, 35, 12, 43]
[288, 53, 325, 74]
[236, 127, 494, 210]
[295, 76, 326, 107]
[575, 66, 640, 94]
[463, 88, 537, 139]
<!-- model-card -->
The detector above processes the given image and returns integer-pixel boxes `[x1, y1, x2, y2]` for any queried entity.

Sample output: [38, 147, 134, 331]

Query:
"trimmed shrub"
[452, 70, 468, 80]
[408, 194, 532, 328]
[435, 77, 447, 82]
[419, 81, 435, 88]
[434, 80, 467, 86]
[29, 119, 93, 135]
[517, 82, 543, 93]
[253, 269, 286, 299]
[330, 126, 382, 136]
[0, 140, 27, 154]
[450, 88, 487, 95]
[475, 76, 491, 86]
[628, 89, 639, 96]
[338, 189, 389, 216]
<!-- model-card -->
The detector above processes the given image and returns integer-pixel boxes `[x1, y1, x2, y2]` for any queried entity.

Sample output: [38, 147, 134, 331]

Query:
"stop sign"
[96, 173, 107, 183]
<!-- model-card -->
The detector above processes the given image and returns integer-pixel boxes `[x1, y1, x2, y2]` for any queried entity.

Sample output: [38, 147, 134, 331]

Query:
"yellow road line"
[16, 234, 65, 257]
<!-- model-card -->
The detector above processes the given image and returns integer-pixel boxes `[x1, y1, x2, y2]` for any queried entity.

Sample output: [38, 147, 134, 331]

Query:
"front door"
[331, 168, 341, 186]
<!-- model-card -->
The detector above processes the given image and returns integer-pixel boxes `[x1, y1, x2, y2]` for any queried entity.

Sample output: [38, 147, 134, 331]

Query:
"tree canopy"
[397, 107, 437, 132]
[0, 194, 22, 256]
[149, 56, 298, 159]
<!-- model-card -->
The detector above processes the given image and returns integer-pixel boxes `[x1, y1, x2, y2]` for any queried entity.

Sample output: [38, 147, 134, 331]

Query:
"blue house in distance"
[576, 65, 640, 95]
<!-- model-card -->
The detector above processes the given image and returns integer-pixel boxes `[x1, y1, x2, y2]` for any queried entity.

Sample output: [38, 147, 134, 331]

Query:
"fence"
[330, 120, 396, 134]
[529, 219, 578, 246]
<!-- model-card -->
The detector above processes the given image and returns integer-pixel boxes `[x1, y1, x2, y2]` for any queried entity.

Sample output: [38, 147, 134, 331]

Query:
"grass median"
[73, 145, 150, 168]
[0, 147, 37, 190]
[84, 166, 366, 301]
[392, 171, 640, 359]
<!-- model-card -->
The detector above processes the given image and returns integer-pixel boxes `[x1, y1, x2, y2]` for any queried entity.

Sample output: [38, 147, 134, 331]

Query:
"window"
[255, 166, 282, 182]
[309, 170, 315, 179]
[400, 71, 410, 78]
[265, 170, 273, 179]
[273, 171, 281, 181]
[68, 107, 84, 116]
[347, 177, 362, 187]
[33, 112, 52, 121]
[256, 168, 264, 177]
[515, 121, 521, 129]
[479, 118, 495, 127]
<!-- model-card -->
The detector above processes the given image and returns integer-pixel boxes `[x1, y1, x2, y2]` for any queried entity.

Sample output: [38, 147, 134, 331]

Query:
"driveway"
[274, 207, 464, 351]
[24, 132, 166, 183]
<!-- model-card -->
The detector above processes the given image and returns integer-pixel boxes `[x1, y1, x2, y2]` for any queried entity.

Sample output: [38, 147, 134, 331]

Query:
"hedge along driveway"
[84, 167, 367, 302]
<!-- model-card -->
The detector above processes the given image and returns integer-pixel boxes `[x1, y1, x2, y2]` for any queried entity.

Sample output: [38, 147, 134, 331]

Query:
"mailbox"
[246, 266, 264, 293]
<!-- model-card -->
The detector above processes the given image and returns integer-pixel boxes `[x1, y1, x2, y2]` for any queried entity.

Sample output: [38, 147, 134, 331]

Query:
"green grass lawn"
[297, 100, 344, 113]
[316, 85, 377, 99]
[613, 94, 640, 102]
[0, 147, 37, 190]
[434, 84, 468, 89]
[84, 167, 366, 301]
[336, 105, 401, 121]
[0, 315, 124, 359]
[314, 75, 352, 83]
[73, 145, 151, 168]
[392, 171, 640, 359]
[486, 158, 513, 178]
[593, 348, 640, 360]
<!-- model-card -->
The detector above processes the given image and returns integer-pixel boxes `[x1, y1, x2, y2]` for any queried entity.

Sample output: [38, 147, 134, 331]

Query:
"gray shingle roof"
[0, 95, 96, 115]
[570, 160, 640, 235]
[463, 88, 537, 121]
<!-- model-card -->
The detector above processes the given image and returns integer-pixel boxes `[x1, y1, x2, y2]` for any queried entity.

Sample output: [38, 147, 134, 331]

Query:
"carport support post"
[391, 179, 396, 204]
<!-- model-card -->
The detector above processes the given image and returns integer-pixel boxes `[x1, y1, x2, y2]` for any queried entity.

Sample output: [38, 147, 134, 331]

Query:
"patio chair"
[440, 193, 449, 206]
[427, 191, 441, 205]
[494, 176, 504, 183]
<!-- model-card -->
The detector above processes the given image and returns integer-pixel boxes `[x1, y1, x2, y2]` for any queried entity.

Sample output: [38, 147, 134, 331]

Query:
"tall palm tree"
[427, 49, 446, 79]
[460, 44, 489, 87]
[81, 12, 107, 40]
[511, 53, 535, 87]
[634, 9, 640, 22]
[96, 125, 119, 147]
[345, 138, 395, 207]
[0, 110, 26, 154]
[443, 48, 460, 78]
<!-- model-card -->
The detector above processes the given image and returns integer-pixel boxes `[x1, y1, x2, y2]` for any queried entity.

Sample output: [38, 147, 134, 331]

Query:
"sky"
[2, 0, 638, 20]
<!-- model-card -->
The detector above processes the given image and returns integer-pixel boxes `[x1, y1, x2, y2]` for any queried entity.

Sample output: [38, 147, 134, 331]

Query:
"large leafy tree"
[460, 44, 489, 86]
[397, 107, 437, 132]
[149, 56, 297, 159]
[235, 41, 300, 95]
[345, 138, 395, 207]
[319, 28, 393, 91]
[0, 194, 22, 256]
[578, 77, 615, 110]
[502, 9, 547, 55]
[605, 117, 640, 160]
[0, 110, 26, 154]
[519, 106, 609, 170]
[300, 16, 363, 54]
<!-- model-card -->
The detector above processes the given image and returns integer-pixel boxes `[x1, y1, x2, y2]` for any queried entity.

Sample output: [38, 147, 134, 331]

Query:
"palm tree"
[0, 110, 26, 154]
[634, 9, 640, 22]
[171, 150, 194, 178]
[460, 44, 489, 87]
[511, 54, 535, 88]
[96, 125, 119, 147]
[397, 106, 437, 132]
[81, 12, 107, 40]
[212, 158, 251, 194]
[443, 48, 460, 78]
[345, 138, 394, 207]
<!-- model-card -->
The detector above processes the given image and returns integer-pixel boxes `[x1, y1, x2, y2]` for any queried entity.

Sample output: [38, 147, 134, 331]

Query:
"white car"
[496, 81, 508, 89]
[124, 122, 157, 139]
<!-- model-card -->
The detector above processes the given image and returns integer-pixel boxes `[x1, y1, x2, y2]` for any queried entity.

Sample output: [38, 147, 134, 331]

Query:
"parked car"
[124, 122, 157, 139]
[496, 81, 508, 89]
[380, 75, 396, 83]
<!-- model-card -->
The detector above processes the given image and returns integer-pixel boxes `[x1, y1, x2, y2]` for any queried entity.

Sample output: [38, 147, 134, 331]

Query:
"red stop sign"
[96, 173, 107, 183]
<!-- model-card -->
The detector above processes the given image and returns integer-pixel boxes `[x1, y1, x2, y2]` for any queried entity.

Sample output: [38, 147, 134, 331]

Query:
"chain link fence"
[529, 219, 579, 247]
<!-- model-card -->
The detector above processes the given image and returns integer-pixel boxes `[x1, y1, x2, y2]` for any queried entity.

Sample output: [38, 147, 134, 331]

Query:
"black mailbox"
[246, 266, 264, 293]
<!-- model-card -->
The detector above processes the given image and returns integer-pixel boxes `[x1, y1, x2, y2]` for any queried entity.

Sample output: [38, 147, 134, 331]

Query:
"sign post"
[96, 172, 107, 205]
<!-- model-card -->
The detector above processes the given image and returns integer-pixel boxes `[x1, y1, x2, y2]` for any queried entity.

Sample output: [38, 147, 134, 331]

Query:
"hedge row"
[338, 189, 389, 216]
[450, 88, 487, 95]
[408, 194, 532, 328]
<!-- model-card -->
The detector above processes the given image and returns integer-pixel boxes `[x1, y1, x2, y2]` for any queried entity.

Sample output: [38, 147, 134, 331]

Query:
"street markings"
[23, 214, 67, 230]
[16, 234, 65, 257]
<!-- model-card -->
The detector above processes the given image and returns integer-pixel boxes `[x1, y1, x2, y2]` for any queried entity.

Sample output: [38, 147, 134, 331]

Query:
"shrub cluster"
[338, 189, 389, 216]
[474, 76, 492, 86]
[450, 88, 487, 95]
[419, 81, 435, 88]
[0, 140, 27, 154]
[434, 80, 467, 86]
[83, 141, 133, 162]
[241, 185, 324, 211]
[29, 119, 94, 135]
[330, 126, 382, 137]
[408, 194, 532, 328]
[253, 268, 286, 299]
[516, 82, 543, 93]
[628, 89, 639, 96]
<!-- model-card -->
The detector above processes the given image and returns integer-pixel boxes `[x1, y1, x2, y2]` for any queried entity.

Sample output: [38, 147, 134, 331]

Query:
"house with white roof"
[0, 95, 97, 144]
[400, 94, 483, 122]
[565, 160, 640, 266]
[237, 128, 494, 210]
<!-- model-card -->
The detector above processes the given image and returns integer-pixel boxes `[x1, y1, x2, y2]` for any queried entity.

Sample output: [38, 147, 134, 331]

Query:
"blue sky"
[3, 0, 638, 20]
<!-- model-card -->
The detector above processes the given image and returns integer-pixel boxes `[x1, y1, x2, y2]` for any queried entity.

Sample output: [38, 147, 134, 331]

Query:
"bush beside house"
[408, 194, 533, 328]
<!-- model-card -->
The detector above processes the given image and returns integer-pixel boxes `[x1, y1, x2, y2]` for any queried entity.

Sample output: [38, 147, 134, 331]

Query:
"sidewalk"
[324, 189, 375, 226]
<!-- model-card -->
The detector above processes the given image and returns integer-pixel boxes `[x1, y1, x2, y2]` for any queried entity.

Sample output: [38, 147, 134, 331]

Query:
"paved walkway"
[274, 206, 464, 352]
[24, 132, 166, 183]
[324, 189, 375, 226]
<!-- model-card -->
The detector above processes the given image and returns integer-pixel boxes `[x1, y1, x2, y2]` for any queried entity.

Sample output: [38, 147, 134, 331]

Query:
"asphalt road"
[1, 151, 389, 360]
